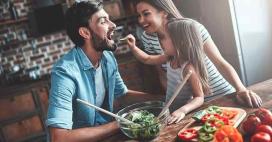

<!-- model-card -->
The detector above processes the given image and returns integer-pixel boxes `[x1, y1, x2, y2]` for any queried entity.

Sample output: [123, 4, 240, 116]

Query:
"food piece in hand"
[119, 37, 128, 41]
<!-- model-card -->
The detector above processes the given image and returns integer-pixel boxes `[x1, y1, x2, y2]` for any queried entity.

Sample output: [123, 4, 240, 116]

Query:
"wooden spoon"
[77, 99, 139, 125]
[158, 70, 192, 119]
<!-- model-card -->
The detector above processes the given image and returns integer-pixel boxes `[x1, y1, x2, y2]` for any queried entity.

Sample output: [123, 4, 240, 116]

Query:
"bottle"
[8, 1, 18, 20]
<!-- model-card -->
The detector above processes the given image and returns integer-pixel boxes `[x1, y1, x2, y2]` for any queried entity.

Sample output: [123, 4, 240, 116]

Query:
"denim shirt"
[46, 47, 128, 129]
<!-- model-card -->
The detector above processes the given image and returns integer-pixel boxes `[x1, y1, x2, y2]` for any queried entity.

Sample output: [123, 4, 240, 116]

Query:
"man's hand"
[236, 89, 262, 108]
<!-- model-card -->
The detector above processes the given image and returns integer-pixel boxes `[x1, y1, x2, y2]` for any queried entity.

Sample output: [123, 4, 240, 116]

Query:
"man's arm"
[49, 121, 119, 142]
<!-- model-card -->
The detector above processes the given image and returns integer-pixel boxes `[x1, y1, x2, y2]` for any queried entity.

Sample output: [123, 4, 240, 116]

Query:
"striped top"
[166, 56, 235, 111]
[140, 20, 235, 110]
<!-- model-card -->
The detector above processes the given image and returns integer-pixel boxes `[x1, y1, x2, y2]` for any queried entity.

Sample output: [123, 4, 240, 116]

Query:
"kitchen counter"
[0, 78, 50, 98]
[102, 79, 272, 142]
[0, 77, 50, 142]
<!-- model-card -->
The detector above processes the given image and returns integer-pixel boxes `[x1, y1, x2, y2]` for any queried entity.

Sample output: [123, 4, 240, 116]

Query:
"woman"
[132, 0, 262, 109]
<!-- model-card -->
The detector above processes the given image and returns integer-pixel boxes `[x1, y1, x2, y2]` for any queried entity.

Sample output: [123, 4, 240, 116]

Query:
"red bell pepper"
[201, 113, 229, 125]
[178, 128, 198, 141]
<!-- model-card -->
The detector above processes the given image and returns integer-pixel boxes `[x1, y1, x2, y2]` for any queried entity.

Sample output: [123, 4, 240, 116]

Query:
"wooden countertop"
[102, 79, 272, 142]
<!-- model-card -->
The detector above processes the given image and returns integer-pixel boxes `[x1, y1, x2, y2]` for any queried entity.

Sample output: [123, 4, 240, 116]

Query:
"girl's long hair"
[168, 19, 210, 94]
[134, 0, 183, 19]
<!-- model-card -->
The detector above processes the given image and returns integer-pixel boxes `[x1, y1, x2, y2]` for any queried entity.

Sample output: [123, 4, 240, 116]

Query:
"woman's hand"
[122, 34, 136, 49]
[168, 110, 186, 124]
[236, 89, 262, 108]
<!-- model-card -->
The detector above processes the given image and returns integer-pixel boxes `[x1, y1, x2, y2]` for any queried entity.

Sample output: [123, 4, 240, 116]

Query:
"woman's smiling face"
[136, 2, 167, 34]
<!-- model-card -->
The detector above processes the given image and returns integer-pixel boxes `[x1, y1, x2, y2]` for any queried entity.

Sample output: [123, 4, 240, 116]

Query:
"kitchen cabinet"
[0, 81, 49, 142]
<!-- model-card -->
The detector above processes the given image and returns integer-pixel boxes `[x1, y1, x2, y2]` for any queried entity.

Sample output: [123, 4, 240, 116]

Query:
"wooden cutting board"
[177, 107, 246, 141]
[220, 107, 247, 128]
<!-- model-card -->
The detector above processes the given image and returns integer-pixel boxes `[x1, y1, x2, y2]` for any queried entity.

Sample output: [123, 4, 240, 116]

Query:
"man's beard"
[90, 30, 117, 52]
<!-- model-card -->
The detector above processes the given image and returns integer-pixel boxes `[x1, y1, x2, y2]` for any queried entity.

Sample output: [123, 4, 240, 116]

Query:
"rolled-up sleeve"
[114, 70, 128, 98]
[46, 66, 75, 129]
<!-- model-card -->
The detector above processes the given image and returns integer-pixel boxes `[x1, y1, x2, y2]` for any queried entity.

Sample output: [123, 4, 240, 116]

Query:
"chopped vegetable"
[193, 110, 207, 121]
[199, 132, 214, 142]
[180, 106, 239, 142]
[206, 106, 222, 114]
[213, 125, 243, 142]
[124, 110, 161, 139]
[201, 113, 229, 125]
[178, 128, 198, 141]
[222, 110, 238, 119]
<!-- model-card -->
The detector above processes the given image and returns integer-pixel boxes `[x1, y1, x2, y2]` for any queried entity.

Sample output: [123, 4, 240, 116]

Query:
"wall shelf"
[0, 17, 28, 27]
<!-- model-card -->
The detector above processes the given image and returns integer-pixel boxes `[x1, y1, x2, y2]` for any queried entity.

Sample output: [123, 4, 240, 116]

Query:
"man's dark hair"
[65, 1, 103, 47]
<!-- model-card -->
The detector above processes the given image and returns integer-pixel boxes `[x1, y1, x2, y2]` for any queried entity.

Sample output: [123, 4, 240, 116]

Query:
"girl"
[124, 0, 262, 123]
[125, 19, 208, 124]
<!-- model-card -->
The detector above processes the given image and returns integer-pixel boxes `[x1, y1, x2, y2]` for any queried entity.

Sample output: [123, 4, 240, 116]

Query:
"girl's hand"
[168, 110, 186, 124]
[121, 34, 136, 49]
[236, 89, 262, 108]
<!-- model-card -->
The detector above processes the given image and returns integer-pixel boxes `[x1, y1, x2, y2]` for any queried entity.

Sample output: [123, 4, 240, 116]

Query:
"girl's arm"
[203, 38, 262, 108]
[124, 34, 169, 65]
[168, 64, 204, 124]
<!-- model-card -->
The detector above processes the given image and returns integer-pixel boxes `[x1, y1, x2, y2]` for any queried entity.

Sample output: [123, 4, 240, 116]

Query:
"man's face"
[89, 9, 117, 52]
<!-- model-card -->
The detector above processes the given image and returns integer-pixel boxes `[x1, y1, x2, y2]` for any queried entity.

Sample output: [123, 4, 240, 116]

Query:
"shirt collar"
[76, 47, 107, 70]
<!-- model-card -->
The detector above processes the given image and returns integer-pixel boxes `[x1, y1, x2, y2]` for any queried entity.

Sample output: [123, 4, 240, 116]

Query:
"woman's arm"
[203, 38, 262, 107]
[124, 34, 169, 65]
[168, 64, 204, 124]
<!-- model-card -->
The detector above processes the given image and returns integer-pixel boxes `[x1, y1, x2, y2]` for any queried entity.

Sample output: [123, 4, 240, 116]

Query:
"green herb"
[125, 110, 161, 140]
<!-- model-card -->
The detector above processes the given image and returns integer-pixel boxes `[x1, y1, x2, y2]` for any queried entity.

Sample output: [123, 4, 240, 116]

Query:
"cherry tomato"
[256, 125, 272, 137]
[251, 132, 271, 142]
[255, 108, 272, 126]
[242, 115, 262, 135]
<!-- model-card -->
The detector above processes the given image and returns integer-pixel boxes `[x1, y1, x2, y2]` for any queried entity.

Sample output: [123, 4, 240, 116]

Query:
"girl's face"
[136, 2, 167, 34]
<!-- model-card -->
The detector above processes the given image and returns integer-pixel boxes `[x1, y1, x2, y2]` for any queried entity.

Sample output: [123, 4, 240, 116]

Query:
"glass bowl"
[116, 101, 169, 141]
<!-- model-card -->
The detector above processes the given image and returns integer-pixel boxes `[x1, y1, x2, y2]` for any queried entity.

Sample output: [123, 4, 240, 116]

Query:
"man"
[46, 1, 159, 142]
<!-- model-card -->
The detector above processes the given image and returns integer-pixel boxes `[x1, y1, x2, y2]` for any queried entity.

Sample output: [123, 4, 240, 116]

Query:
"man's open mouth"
[107, 30, 114, 40]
